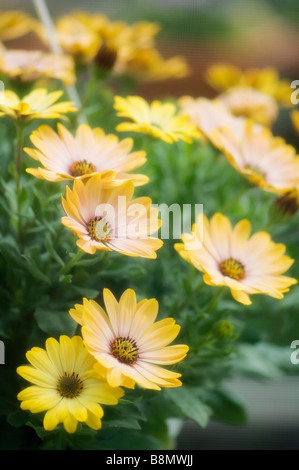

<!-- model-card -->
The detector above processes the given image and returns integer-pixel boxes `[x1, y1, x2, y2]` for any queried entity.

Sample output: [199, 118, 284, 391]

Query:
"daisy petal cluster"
[114, 95, 201, 144]
[17, 336, 124, 433]
[61, 174, 163, 258]
[0, 88, 76, 123]
[175, 213, 297, 306]
[25, 123, 148, 186]
[0, 46, 76, 86]
[69, 288, 189, 390]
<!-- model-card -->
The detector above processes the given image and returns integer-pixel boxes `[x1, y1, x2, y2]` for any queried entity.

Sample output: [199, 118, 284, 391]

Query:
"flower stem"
[15, 123, 25, 194]
[32, 0, 85, 123]
[205, 286, 226, 313]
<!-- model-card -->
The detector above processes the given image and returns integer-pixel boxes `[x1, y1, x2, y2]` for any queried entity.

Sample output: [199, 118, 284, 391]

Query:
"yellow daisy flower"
[55, 15, 101, 64]
[121, 48, 189, 83]
[17, 335, 124, 433]
[61, 173, 163, 258]
[25, 123, 148, 186]
[175, 213, 297, 306]
[0, 47, 75, 86]
[211, 119, 299, 194]
[114, 95, 201, 143]
[0, 10, 42, 41]
[0, 88, 76, 123]
[205, 64, 292, 106]
[216, 86, 278, 127]
[69, 289, 189, 390]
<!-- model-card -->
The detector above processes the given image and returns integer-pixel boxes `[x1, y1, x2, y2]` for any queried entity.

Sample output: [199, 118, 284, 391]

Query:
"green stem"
[58, 249, 85, 278]
[205, 286, 226, 313]
[15, 123, 25, 194]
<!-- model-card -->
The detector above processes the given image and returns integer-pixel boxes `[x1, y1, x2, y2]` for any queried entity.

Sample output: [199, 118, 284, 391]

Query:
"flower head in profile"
[25, 123, 148, 186]
[216, 86, 278, 127]
[178, 96, 248, 145]
[17, 335, 124, 433]
[114, 95, 201, 143]
[61, 173, 163, 258]
[0, 46, 75, 85]
[0, 88, 76, 123]
[175, 213, 297, 306]
[205, 64, 292, 106]
[69, 289, 189, 390]
[211, 120, 299, 194]
[0, 10, 43, 41]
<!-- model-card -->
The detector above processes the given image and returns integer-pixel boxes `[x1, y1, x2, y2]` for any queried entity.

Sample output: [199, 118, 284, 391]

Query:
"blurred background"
[1, 0, 299, 450]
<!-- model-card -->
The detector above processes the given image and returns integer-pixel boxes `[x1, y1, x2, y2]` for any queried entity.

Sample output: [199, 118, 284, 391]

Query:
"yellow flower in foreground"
[0, 89, 76, 123]
[0, 47, 75, 86]
[61, 174, 163, 258]
[17, 335, 123, 433]
[211, 120, 299, 194]
[25, 123, 148, 186]
[216, 86, 278, 127]
[114, 95, 201, 143]
[69, 289, 189, 390]
[205, 64, 292, 106]
[175, 213, 297, 306]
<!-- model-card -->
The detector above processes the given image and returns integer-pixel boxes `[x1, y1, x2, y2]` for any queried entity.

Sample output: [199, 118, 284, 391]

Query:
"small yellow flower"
[205, 64, 292, 106]
[0, 47, 75, 86]
[0, 88, 76, 123]
[114, 95, 201, 143]
[0, 10, 42, 41]
[25, 123, 148, 186]
[175, 213, 297, 306]
[211, 119, 299, 194]
[216, 86, 278, 127]
[55, 15, 101, 64]
[61, 173, 163, 258]
[17, 335, 124, 433]
[69, 289, 189, 390]
[120, 48, 189, 83]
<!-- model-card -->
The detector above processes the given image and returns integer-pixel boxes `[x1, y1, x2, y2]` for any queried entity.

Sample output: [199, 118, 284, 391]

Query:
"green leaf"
[102, 419, 141, 430]
[165, 386, 212, 427]
[34, 307, 77, 337]
[199, 388, 248, 425]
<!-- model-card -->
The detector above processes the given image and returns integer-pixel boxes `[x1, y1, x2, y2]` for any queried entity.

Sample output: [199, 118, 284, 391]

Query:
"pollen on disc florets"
[87, 217, 112, 242]
[111, 336, 139, 365]
[70, 159, 96, 177]
[57, 372, 84, 398]
[219, 257, 246, 281]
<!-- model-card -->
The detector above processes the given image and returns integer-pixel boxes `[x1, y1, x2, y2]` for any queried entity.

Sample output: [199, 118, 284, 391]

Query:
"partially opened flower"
[205, 64, 292, 106]
[0, 88, 76, 123]
[216, 86, 278, 127]
[0, 47, 75, 85]
[211, 120, 299, 194]
[17, 335, 124, 433]
[25, 123, 148, 186]
[61, 173, 163, 258]
[69, 289, 189, 390]
[175, 213, 297, 305]
[114, 95, 201, 143]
